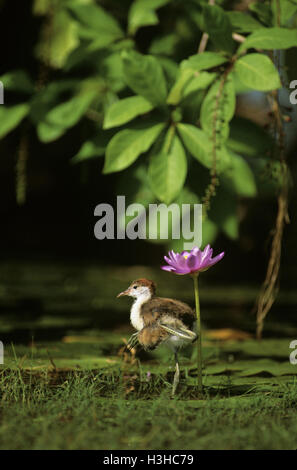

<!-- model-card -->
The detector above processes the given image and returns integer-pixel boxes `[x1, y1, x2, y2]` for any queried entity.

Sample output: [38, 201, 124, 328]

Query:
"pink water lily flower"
[161, 244, 225, 395]
[161, 245, 224, 275]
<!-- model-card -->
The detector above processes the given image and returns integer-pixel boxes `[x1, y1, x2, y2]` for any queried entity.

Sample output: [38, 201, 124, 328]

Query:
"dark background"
[0, 0, 296, 297]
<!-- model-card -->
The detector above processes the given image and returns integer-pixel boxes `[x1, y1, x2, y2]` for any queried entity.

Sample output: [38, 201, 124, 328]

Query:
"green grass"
[1, 264, 296, 449]
[0, 336, 297, 450]
[0, 370, 297, 450]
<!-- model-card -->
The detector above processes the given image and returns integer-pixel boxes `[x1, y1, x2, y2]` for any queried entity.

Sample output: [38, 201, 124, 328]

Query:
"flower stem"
[193, 274, 203, 395]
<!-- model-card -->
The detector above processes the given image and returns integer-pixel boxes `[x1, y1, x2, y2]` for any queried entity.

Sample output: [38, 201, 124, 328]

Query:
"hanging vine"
[202, 64, 235, 216]
[16, 127, 29, 206]
[255, 0, 291, 339]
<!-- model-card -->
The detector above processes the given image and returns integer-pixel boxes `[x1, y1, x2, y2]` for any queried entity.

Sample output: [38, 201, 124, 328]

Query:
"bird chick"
[117, 278, 197, 396]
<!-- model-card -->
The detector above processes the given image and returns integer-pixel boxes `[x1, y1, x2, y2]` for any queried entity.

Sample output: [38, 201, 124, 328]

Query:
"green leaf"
[149, 33, 178, 56]
[37, 121, 66, 143]
[234, 54, 281, 91]
[72, 131, 114, 164]
[271, 0, 297, 26]
[250, 158, 287, 196]
[221, 152, 257, 197]
[103, 96, 154, 129]
[238, 27, 297, 53]
[183, 72, 217, 99]
[72, 141, 104, 163]
[100, 52, 127, 94]
[103, 122, 165, 174]
[178, 124, 212, 169]
[203, 4, 235, 54]
[181, 52, 229, 72]
[227, 117, 273, 157]
[79, 31, 118, 51]
[117, 163, 156, 208]
[174, 186, 200, 206]
[177, 123, 230, 173]
[0, 104, 29, 139]
[33, 0, 53, 15]
[156, 57, 179, 89]
[128, 0, 170, 35]
[67, 2, 123, 37]
[148, 131, 187, 204]
[202, 218, 219, 246]
[227, 11, 264, 32]
[200, 74, 236, 143]
[35, 9, 79, 68]
[181, 92, 204, 125]
[220, 338, 296, 359]
[231, 69, 255, 94]
[249, 1, 273, 25]
[210, 188, 239, 240]
[0, 70, 34, 94]
[205, 358, 296, 377]
[46, 91, 96, 127]
[37, 90, 96, 142]
[168, 187, 203, 252]
[29, 79, 80, 125]
[67, 2, 123, 44]
[122, 50, 167, 106]
[167, 69, 216, 105]
[167, 69, 194, 105]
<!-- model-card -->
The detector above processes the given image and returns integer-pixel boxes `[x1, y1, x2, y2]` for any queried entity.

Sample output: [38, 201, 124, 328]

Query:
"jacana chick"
[117, 278, 197, 397]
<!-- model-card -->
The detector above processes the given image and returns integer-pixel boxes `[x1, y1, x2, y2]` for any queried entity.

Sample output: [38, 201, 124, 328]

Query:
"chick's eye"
[133, 286, 138, 290]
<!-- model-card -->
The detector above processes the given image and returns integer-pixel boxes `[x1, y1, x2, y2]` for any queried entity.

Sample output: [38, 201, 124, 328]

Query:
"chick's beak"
[117, 288, 131, 298]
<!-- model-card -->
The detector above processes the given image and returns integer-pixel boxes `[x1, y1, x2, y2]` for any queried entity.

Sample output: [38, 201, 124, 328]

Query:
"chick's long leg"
[126, 332, 139, 351]
[171, 350, 180, 398]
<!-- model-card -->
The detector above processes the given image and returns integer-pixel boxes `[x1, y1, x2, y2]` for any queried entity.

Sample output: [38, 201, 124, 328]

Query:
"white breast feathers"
[130, 297, 146, 330]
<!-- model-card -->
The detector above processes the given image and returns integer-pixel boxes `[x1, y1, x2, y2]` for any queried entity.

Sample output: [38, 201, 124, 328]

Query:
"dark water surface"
[0, 260, 296, 344]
